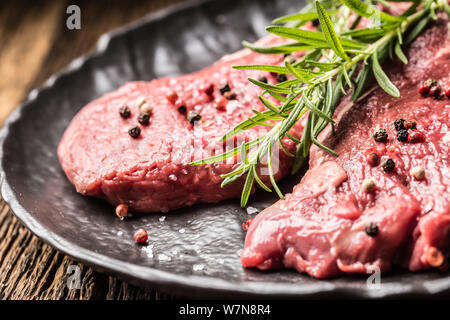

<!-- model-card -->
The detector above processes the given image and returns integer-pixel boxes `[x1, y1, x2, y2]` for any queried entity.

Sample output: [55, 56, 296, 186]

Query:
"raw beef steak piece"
[242, 15, 450, 277]
[58, 36, 302, 212]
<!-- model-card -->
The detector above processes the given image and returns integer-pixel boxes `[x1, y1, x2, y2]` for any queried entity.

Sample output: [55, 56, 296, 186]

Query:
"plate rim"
[0, 0, 449, 299]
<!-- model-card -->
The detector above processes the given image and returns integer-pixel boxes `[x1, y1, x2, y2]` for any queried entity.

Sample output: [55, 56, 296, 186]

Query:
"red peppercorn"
[242, 218, 254, 231]
[366, 152, 379, 167]
[115, 204, 128, 219]
[418, 82, 430, 96]
[403, 120, 417, 130]
[134, 228, 148, 243]
[165, 90, 178, 103]
[408, 130, 425, 143]
[445, 87, 450, 98]
[215, 96, 228, 111]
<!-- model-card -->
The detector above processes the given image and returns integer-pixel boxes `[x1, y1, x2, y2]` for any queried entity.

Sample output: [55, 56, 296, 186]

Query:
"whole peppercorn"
[219, 82, 231, 95]
[362, 179, 376, 193]
[366, 152, 379, 167]
[134, 228, 148, 243]
[119, 105, 131, 119]
[224, 91, 237, 100]
[365, 222, 379, 237]
[138, 112, 150, 125]
[381, 158, 395, 172]
[128, 126, 141, 138]
[394, 118, 405, 131]
[258, 76, 268, 83]
[165, 90, 178, 103]
[372, 128, 388, 142]
[418, 82, 430, 95]
[397, 129, 409, 142]
[242, 218, 254, 231]
[411, 166, 425, 180]
[425, 246, 444, 267]
[187, 110, 202, 124]
[140, 103, 153, 115]
[135, 97, 146, 108]
[115, 204, 128, 219]
[404, 120, 417, 130]
[445, 87, 450, 98]
[277, 74, 287, 83]
[312, 19, 320, 26]
[408, 130, 425, 143]
[424, 79, 438, 88]
[430, 85, 441, 98]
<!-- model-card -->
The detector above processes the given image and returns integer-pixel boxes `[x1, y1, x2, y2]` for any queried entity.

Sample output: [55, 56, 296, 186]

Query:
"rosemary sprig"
[191, 0, 449, 207]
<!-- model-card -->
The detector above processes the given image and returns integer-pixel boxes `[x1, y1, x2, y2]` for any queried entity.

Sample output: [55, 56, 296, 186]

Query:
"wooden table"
[0, 0, 188, 300]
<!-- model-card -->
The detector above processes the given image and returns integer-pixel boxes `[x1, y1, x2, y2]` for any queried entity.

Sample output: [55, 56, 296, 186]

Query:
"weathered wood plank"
[0, 0, 187, 300]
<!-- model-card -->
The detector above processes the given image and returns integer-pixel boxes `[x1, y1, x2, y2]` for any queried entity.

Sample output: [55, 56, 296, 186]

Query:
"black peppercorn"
[177, 105, 187, 113]
[258, 76, 268, 83]
[394, 118, 405, 131]
[137, 113, 150, 125]
[312, 19, 320, 26]
[119, 105, 131, 119]
[365, 222, 379, 237]
[381, 158, 395, 172]
[187, 110, 201, 124]
[397, 129, 409, 142]
[430, 85, 441, 98]
[277, 74, 287, 83]
[224, 91, 237, 100]
[219, 82, 231, 95]
[373, 128, 388, 142]
[128, 126, 141, 138]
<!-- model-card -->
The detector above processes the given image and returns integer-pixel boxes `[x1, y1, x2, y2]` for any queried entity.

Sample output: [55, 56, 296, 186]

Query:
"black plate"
[1, 0, 449, 299]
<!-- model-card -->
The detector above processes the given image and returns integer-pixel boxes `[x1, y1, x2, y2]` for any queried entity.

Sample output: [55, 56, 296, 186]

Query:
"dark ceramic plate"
[1, 0, 449, 299]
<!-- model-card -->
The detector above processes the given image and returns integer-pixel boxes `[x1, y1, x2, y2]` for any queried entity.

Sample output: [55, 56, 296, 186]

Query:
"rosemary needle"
[191, 0, 449, 207]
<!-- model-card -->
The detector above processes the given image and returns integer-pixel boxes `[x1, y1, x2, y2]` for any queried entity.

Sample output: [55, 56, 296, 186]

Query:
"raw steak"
[242, 15, 450, 277]
[58, 36, 301, 212]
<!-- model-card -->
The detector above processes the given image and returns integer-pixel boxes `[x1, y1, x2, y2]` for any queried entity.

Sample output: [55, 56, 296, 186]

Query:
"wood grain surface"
[0, 0, 187, 300]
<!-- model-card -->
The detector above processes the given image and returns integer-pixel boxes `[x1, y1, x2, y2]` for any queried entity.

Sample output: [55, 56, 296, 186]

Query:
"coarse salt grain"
[193, 264, 205, 271]
[158, 254, 171, 262]
[246, 206, 259, 215]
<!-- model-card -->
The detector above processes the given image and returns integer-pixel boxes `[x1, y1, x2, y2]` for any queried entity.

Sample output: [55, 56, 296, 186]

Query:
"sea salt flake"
[158, 253, 171, 262]
[193, 264, 205, 271]
[142, 245, 154, 258]
[117, 231, 123, 236]
[179, 228, 186, 234]
[159, 216, 166, 222]
[246, 206, 259, 215]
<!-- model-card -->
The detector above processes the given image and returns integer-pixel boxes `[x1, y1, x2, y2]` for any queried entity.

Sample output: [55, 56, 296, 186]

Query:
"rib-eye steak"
[58, 36, 301, 213]
[241, 15, 450, 277]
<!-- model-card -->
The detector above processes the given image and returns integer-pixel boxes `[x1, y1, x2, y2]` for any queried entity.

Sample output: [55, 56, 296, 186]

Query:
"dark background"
[0, 0, 188, 300]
